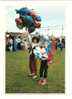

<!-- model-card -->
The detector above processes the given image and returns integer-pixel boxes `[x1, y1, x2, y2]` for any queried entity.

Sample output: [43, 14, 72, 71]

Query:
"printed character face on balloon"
[15, 7, 41, 33]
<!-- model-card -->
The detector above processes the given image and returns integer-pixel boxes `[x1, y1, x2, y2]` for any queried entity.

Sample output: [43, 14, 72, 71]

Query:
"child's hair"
[39, 42, 45, 48]
[40, 45, 43, 49]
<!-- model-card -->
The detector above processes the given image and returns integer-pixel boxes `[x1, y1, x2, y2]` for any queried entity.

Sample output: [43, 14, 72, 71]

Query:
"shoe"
[38, 79, 44, 85]
[41, 79, 47, 85]
[32, 75, 37, 79]
[28, 73, 35, 77]
[28, 74, 33, 77]
[38, 80, 42, 85]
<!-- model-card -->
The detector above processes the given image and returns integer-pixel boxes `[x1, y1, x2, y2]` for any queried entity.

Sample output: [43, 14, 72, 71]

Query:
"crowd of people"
[6, 35, 25, 51]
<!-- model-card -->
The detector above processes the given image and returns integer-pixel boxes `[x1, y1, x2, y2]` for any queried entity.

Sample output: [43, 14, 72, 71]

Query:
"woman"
[28, 36, 40, 79]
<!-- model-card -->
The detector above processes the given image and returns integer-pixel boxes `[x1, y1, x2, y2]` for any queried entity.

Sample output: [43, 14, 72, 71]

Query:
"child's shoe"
[41, 79, 47, 85]
[38, 79, 43, 85]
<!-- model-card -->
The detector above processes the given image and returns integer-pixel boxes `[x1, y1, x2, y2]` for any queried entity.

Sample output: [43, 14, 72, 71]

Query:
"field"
[6, 49, 65, 93]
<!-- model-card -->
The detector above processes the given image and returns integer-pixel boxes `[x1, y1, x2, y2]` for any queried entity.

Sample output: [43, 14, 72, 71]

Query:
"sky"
[6, 2, 65, 37]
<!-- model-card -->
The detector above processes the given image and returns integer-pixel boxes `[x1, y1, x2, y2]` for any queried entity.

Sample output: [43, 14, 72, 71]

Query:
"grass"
[6, 49, 65, 93]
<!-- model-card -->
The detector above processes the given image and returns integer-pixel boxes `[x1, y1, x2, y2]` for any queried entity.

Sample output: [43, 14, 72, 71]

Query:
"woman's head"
[32, 37, 40, 43]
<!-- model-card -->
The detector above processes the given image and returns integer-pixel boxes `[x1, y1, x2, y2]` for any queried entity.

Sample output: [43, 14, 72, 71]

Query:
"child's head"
[39, 42, 45, 49]
[40, 45, 44, 49]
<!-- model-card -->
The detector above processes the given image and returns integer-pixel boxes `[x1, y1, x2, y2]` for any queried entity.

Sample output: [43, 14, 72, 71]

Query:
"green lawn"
[6, 49, 65, 93]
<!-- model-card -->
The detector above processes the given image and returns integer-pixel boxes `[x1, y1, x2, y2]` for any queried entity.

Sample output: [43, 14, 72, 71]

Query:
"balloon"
[34, 20, 41, 28]
[15, 7, 41, 33]
[15, 18, 23, 25]
[21, 15, 34, 26]
[16, 24, 24, 29]
[16, 7, 30, 16]
[28, 26, 35, 33]
[29, 9, 37, 17]
[35, 16, 41, 21]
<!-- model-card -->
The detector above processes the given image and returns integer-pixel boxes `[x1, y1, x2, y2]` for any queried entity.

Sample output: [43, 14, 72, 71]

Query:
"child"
[38, 45, 48, 85]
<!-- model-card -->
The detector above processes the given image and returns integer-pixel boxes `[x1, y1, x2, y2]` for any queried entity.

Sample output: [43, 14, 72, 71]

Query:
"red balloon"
[30, 9, 37, 17]
[15, 18, 23, 25]
[34, 20, 41, 28]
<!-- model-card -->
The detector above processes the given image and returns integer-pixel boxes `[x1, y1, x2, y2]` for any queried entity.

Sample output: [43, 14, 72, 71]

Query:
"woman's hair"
[32, 37, 40, 43]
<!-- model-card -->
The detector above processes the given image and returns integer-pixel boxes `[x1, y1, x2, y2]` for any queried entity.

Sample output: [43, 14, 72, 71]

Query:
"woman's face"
[33, 39, 37, 43]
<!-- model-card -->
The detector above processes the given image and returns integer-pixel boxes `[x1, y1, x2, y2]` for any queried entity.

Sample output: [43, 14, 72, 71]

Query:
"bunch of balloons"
[15, 7, 41, 33]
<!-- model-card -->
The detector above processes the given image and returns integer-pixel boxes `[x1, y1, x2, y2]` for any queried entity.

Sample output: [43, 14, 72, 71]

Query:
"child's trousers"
[40, 60, 48, 78]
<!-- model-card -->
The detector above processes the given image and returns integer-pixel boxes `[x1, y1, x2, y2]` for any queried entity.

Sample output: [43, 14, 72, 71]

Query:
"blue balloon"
[35, 16, 41, 21]
[28, 26, 35, 33]
[21, 15, 34, 26]
[16, 7, 30, 16]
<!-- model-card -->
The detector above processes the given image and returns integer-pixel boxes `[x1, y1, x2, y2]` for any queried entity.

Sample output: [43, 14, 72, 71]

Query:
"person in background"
[62, 37, 65, 48]
[51, 37, 57, 57]
[7, 36, 13, 51]
[16, 36, 21, 50]
[45, 39, 53, 64]
[57, 38, 63, 51]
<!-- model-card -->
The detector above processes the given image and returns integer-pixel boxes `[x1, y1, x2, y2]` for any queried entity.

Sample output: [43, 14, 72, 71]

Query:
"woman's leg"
[32, 60, 37, 75]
